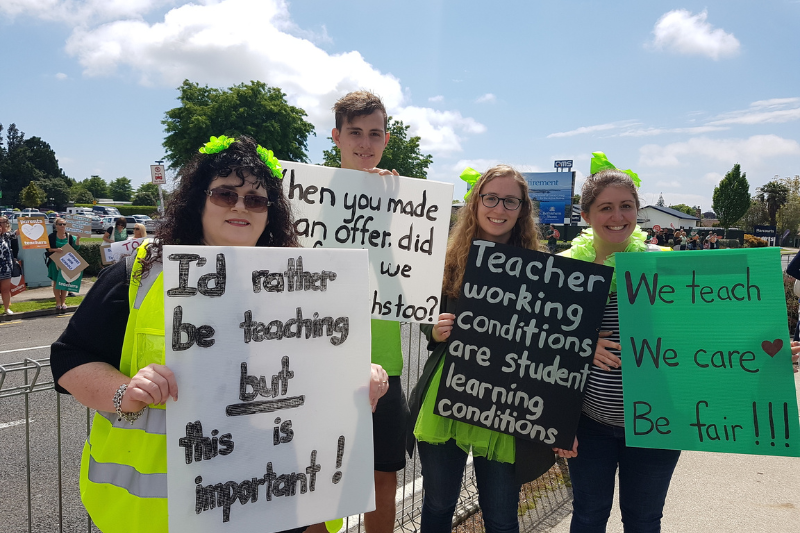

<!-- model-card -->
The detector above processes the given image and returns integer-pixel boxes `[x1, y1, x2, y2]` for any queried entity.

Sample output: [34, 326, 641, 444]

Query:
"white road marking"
[0, 418, 34, 430]
[0, 345, 50, 355]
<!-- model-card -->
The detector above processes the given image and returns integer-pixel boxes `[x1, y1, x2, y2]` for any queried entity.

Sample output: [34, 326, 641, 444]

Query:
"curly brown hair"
[139, 135, 298, 278]
[442, 165, 543, 298]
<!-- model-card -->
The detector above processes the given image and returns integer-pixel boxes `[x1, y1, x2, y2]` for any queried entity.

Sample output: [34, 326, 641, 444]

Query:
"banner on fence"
[281, 162, 453, 324]
[617, 248, 800, 456]
[64, 214, 92, 238]
[434, 240, 613, 449]
[164, 245, 375, 532]
[18, 218, 48, 249]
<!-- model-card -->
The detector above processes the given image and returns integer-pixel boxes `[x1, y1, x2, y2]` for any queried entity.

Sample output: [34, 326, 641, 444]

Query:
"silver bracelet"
[113, 383, 146, 424]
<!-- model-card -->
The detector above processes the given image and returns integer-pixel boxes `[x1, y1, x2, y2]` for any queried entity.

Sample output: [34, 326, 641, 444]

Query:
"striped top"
[582, 293, 625, 427]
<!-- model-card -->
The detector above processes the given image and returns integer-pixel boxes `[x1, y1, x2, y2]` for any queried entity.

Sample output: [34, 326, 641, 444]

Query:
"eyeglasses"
[56, 223, 67, 226]
[479, 194, 523, 211]
[205, 188, 272, 212]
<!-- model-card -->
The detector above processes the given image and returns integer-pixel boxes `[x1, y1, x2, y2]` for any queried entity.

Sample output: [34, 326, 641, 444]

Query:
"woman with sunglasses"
[46, 217, 81, 311]
[0, 215, 19, 315]
[50, 136, 390, 533]
[103, 216, 129, 243]
[407, 165, 555, 533]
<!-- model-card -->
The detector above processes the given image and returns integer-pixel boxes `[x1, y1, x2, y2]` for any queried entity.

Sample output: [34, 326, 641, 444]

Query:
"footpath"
[0, 278, 95, 321]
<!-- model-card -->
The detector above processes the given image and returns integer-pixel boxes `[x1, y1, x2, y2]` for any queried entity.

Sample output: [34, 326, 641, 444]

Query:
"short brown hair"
[580, 169, 640, 213]
[332, 91, 388, 131]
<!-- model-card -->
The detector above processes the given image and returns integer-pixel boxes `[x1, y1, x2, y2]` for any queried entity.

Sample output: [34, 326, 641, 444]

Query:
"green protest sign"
[617, 248, 799, 457]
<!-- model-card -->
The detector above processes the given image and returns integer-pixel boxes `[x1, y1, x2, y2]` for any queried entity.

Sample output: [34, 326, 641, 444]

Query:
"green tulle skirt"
[414, 358, 515, 463]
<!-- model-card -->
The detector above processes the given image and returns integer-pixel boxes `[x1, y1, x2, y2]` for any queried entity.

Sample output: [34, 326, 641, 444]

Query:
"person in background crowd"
[103, 217, 128, 243]
[46, 217, 80, 311]
[708, 232, 719, 249]
[0, 215, 19, 315]
[409, 165, 555, 533]
[546, 224, 559, 254]
[132, 223, 147, 239]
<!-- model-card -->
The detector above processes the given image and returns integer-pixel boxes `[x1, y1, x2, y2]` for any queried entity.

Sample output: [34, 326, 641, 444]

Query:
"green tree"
[82, 175, 109, 199]
[70, 185, 94, 204]
[756, 179, 789, 227]
[136, 182, 161, 197]
[0, 126, 69, 206]
[656, 193, 665, 207]
[712, 163, 751, 231]
[109, 177, 133, 201]
[20, 181, 46, 208]
[736, 198, 769, 233]
[322, 117, 433, 178]
[36, 176, 71, 208]
[162, 80, 315, 170]
[572, 194, 581, 205]
[132, 191, 157, 206]
[668, 203, 696, 216]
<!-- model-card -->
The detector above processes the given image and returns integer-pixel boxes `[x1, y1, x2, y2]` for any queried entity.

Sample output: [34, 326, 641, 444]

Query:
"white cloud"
[707, 97, 800, 125]
[42, 0, 483, 156]
[650, 9, 740, 60]
[0, 0, 169, 24]
[428, 95, 444, 102]
[55, 72, 68, 80]
[547, 120, 638, 138]
[475, 93, 495, 104]
[618, 126, 728, 137]
[639, 135, 800, 167]
[655, 180, 681, 188]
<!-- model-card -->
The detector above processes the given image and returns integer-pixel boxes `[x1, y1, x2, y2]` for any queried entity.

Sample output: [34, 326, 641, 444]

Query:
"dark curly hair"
[139, 135, 298, 278]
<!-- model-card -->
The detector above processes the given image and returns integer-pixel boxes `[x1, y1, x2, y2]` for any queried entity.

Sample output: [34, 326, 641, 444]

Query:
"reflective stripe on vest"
[96, 407, 166, 435]
[87, 452, 168, 499]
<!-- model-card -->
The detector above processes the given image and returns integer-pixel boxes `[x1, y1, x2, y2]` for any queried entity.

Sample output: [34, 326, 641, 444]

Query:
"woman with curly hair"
[407, 165, 555, 533]
[50, 135, 388, 533]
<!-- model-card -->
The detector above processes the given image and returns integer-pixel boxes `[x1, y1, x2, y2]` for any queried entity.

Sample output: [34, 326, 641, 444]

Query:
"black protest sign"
[434, 240, 613, 448]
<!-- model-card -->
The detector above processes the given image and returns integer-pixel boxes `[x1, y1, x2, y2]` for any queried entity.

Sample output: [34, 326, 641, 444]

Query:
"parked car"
[91, 215, 106, 233]
[132, 214, 157, 233]
[92, 205, 122, 217]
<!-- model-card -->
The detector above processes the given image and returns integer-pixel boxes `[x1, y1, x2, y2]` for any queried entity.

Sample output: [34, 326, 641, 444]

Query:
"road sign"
[554, 160, 573, 169]
[151, 164, 166, 184]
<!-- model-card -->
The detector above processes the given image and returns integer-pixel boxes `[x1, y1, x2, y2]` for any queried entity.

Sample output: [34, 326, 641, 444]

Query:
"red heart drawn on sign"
[761, 339, 783, 357]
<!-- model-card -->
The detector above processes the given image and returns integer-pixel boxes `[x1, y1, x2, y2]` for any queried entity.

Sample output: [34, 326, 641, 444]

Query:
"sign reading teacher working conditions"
[280, 161, 453, 323]
[617, 248, 800, 457]
[164, 246, 375, 532]
[434, 240, 613, 449]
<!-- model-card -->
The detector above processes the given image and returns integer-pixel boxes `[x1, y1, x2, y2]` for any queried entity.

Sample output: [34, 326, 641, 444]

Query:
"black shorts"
[372, 376, 410, 472]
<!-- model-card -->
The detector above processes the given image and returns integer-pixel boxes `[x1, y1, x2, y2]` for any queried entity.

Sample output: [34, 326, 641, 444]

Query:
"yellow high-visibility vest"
[80, 243, 168, 532]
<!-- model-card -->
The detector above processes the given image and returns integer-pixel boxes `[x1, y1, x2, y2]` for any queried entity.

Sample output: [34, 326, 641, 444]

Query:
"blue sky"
[1, 0, 798, 212]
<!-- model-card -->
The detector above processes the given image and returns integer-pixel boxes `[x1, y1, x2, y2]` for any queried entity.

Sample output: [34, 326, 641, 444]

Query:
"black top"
[50, 261, 130, 393]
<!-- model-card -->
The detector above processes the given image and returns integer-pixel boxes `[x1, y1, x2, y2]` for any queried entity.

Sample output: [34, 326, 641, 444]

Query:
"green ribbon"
[198, 135, 283, 179]
[590, 151, 641, 188]
[460, 167, 482, 200]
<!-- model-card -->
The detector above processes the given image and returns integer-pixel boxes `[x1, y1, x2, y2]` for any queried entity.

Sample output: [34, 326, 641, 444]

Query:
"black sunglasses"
[56, 223, 67, 226]
[205, 188, 272, 212]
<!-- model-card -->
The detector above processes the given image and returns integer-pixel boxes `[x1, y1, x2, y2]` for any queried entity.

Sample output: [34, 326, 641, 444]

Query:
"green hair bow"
[198, 135, 283, 179]
[460, 167, 482, 201]
[590, 151, 641, 188]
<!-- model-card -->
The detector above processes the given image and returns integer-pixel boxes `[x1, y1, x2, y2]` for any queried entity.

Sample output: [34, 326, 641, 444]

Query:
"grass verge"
[9, 295, 85, 313]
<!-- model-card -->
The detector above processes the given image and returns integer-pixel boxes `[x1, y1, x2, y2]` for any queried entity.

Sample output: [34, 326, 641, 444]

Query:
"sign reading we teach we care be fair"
[617, 248, 800, 457]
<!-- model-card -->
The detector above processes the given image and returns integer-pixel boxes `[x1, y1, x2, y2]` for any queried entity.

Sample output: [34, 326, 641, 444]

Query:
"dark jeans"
[567, 415, 681, 533]
[418, 439, 520, 533]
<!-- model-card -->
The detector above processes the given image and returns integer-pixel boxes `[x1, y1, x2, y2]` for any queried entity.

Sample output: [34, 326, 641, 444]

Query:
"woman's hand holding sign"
[594, 331, 621, 371]
[432, 313, 456, 343]
[126, 363, 179, 409]
[369, 363, 389, 412]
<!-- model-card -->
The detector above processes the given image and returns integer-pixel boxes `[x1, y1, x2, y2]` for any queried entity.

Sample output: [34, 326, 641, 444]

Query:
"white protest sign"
[58, 252, 81, 271]
[109, 237, 145, 261]
[164, 246, 374, 533]
[64, 214, 92, 238]
[281, 162, 453, 324]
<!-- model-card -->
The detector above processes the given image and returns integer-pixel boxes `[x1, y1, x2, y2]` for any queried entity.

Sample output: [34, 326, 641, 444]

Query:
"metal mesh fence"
[1, 324, 572, 533]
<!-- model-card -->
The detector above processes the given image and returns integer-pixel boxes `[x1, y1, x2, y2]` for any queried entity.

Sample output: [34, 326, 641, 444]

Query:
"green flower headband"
[459, 167, 482, 200]
[198, 135, 283, 179]
[590, 151, 640, 188]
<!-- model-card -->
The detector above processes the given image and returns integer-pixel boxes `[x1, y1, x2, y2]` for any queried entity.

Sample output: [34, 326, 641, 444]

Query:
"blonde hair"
[442, 165, 542, 299]
[133, 223, 146, 237]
